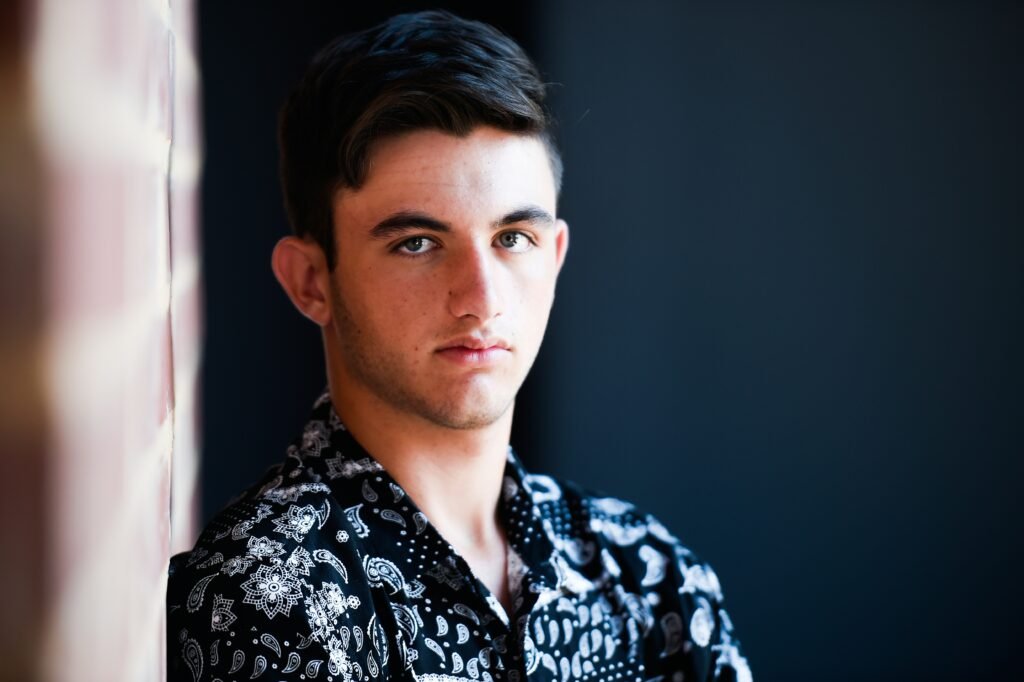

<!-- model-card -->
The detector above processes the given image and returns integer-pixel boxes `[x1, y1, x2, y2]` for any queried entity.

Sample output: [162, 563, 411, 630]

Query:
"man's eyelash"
[497, 230, 538, 249]
[391, 235, 438, 254]
[391, 231, 537, 255]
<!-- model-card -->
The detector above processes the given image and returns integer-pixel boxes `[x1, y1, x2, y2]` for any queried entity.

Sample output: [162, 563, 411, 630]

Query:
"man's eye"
[395, 236, 437, 255]
[497, 231, 533, 253]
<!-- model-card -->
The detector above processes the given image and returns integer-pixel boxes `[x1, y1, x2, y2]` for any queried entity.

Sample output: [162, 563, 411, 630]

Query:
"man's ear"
[271, 236, 333, 326]
[554, 218, 570, 274]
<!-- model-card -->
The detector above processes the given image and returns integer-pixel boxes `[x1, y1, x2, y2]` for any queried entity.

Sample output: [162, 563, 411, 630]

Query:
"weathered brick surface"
[0, 1, 201, 680]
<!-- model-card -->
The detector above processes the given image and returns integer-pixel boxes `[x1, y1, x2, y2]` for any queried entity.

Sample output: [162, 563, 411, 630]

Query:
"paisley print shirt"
[167, 392, 752, 682]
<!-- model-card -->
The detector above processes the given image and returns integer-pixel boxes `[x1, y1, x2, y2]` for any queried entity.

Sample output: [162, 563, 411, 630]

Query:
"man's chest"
[378, 583, 672, 682]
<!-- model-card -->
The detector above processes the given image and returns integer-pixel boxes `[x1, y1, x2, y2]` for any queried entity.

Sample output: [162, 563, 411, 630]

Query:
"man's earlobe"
[270, 236, 332, 326]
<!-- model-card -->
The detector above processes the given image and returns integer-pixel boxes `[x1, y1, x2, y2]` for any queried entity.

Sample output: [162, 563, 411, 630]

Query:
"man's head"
[278, 10, 562, 272]
[272, 11, 568, 432]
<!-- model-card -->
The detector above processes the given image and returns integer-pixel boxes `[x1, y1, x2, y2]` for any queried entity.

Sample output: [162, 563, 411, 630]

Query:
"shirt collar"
[290, 390, 592, 602]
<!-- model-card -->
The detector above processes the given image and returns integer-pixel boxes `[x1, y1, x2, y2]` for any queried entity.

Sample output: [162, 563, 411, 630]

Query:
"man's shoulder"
[526, 473, 751, 679]
[525, 471, 725, 596]
[167, 459, 374, 607]
[525, 472, 689, 550]
[171, 478, 334, 575]
[167, 469, 389, 681]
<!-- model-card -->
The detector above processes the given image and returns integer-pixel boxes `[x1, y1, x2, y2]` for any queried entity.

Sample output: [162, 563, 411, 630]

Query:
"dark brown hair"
[278, 10, 562, 270]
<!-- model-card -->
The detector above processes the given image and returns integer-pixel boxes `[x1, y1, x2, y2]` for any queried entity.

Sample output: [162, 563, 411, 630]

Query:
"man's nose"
[446, 245, 502, 322]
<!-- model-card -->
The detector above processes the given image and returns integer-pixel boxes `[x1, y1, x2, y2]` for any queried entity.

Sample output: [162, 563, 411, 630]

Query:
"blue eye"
[396, 236, 438, 255]
[497, 232, 533, 253]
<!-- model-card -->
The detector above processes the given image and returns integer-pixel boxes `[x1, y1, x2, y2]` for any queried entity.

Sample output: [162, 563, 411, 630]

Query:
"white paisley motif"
[228, 649, 244, 673]
[600, 548, 622, 577]
[638, 545, 668, 586]
[690, 597, 714, 647]
[282, 652, 302, 674]
[680, 562, 723, 599]
[313, 548, 349, 582]
[344, 504, 370, 538]
[182, 636, 202, 682]
[361, 479, 378, 502]
[590, 497, 634, 515]
[589, 517, 648, 546]
[424, 636, 445, 661]
[524, 474, 562, 503]
[363, 556, 406, 594]
[380, 508, 406, 527]
[392, 603, 422, 642]
[452, 603, 480, 625]
[186, 573, 217, 613]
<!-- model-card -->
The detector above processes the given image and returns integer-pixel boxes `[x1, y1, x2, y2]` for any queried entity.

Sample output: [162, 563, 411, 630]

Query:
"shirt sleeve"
[666, 532, 752, 682]
[167, 497, 393, 682]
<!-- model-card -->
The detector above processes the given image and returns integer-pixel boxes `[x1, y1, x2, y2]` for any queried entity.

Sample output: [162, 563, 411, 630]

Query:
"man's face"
[327, 126, 568, 430]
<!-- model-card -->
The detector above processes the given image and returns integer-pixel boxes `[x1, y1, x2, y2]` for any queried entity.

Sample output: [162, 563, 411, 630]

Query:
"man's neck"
[326, 377, 512, 557]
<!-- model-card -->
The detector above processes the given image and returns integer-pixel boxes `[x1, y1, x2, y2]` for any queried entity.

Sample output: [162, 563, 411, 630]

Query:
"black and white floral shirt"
[167, 392, 751, 682]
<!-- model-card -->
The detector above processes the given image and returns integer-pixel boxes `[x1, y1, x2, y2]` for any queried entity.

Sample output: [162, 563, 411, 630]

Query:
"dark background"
[197, 2, 1023, 679]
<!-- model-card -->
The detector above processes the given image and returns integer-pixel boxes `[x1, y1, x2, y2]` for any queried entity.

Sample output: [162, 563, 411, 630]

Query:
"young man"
[168, 11, 751, 682]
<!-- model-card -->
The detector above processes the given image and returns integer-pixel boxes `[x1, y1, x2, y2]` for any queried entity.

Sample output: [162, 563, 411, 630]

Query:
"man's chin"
[422, 390, 515, 431]
[426, 403, 510, 431]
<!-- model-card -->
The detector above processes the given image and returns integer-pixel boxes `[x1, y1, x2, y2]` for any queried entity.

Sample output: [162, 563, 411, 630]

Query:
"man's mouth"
[436, 336, 511, 365]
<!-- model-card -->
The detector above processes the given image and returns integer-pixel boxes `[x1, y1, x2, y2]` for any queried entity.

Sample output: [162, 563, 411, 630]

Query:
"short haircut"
[278, 10, 562, 271]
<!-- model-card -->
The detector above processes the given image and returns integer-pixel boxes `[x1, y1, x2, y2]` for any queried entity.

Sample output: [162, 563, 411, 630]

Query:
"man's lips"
[437, 336, 510, 351]
[435, 337, 511, 366]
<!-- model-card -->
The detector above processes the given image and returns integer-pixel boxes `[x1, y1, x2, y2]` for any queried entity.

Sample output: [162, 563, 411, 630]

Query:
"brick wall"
[0, 1, 201, 680]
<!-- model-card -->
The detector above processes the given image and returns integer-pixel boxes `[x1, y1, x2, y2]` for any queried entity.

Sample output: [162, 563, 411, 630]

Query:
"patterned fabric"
[167, 391, 751, 682]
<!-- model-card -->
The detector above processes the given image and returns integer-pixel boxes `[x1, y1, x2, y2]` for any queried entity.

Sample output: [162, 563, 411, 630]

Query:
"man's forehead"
[366, 128, 550, 180]
[334, 127, 557, 227]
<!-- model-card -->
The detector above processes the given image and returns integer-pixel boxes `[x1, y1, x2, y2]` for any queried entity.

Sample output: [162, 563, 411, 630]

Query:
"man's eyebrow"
[369, 212, 451, 240]
[494, 206, 555, 229]
[368, 205, 554, 240]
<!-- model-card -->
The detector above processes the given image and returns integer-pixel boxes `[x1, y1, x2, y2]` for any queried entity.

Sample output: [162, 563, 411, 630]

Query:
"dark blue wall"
[198, 2, 1022, 679]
